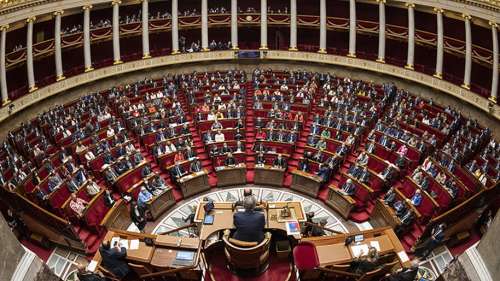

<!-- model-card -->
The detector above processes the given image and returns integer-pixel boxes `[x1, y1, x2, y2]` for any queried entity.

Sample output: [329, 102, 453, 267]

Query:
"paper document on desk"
[130, 239, 140, 250]
[397, 251, 410, 262]
[87, 260, 97, 272]
[119, 239, 129, 249]
[350, 244, 369, 257]
[369, 241, 380, 251]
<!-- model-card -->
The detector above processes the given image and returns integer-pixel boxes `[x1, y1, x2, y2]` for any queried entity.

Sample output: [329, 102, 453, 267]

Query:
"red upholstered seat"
[293, 241, 319, 270]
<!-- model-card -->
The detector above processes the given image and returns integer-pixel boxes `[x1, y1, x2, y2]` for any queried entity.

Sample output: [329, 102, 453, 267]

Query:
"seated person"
[76, 263, 105, 281]
[103, 189, 115, 208]
[311, 218, 328, 237]
[86, 179, 101, 197]
[233, 196, 265, 243]
[214, 130, 225, 142]
[137, 187, 153, 209]
[171, 161, 187, 180]
[221, 143, 232, 154]
[393, 200, 407, 217]
[298, 157, 309, 172]
[336, 144, 349, 156]
[273, 154, 287, 169]
[410, 189, 422, 206]
[99, 241, 129, 279]
[340, 179, 356, 195]
[358, 167, 370, 184]
[317, 163, 332, 183]
[356, 152, 369, 166]
[209, 145, 219, 157]
[384, 187, 396, 205]
[386, 260, 419, 281]
[225, 153, 237, 166]
[141, 165, 152, 177]
[256, 152, 265, 165]
[190, 159, 202, 173]
[69, 194, 89, 218]
[316, 137, 327, 150]
[350, 246, 380, 275]
[348, 164, 361, 178]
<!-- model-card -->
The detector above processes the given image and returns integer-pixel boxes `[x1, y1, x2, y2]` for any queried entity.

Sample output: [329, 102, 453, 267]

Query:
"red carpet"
[21, 239, 54, 262]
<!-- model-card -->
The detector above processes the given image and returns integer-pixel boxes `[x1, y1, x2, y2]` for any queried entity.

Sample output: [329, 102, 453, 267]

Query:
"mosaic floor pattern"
[152, 187, 350, 236]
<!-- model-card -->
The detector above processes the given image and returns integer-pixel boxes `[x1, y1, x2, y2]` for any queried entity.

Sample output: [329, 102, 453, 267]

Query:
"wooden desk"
[215, 164, 247, 187]
[303, 227, 411, 268]
[147, 188, 176, 220]
[370, 199, 401, 229]
[92, 230, 202, 278]
[290, 169, 323, 197]
[194, 201, 306, 240]
[325, 186, 356, 220]
[178, 169, 209, 198]
[254, 165, 285, 186]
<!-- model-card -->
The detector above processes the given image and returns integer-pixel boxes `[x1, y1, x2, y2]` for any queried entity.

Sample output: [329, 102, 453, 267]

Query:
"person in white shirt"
[207, 111, 216, 121]
[215, 130, 225, 142]
[106, 127, 115, 138]
[164, 141, 177, 153]
[85, 151, 96, 161]
[125, 143, 136, 154]
[86, 180, 101, 196]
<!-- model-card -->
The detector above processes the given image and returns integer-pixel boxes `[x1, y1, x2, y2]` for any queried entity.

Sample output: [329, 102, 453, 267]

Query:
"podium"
[178, 169, 210, 198]
[254, 165, 285, 186]
[290, 169, 323, 197]
[215, 164, 247, 187]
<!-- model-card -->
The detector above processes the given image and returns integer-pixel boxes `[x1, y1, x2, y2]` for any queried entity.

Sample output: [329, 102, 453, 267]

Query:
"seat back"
[222, 231, 271, 271]
[293, 241, 319, 270]
[128, 263, 152, 277]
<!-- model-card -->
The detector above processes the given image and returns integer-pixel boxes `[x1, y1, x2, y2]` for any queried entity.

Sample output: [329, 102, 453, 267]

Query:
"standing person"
[130, 200, 147, 233]
[414, 223, 447, 258]
[232, 196, 265, 243]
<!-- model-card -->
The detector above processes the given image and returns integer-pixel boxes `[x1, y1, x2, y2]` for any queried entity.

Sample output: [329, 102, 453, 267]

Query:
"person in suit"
[273, 154, 286, 169]
[350, 246, 380, 275]
[103, 189, 115, 208]
[171, 161, 186, 180]
[311, 218, 328, 237]
[414, 223, 446, 258]
[317, 163, 332, 183]
[384, 260, 419, 281]
[383, 187, 396, 205]
[298, 157, 309, 172]
[190, 159, 202, 173]
[225, 153, 236, 166]
[99, 241, 130, 279]
[356, 152, 369, 166]
[76, 263, 105, 281]
[233, 196, 265, 243]
[130, 200, 147, 233]
[340, 179, 356, 195]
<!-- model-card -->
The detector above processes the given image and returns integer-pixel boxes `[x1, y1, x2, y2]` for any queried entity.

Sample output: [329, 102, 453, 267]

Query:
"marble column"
[434, 8, 444, 78]
[377, 0, 386, 62]
[112, 0, 122, 64]
[260, 0, 268, 49]
[83, 5, 93, 72]
[405, 3, 415, 69]
[142, 0, 150, 58]
[231, 0, 238, 49]
[54, 11, 65, 81]
[171, 0, 179, 54]
[462, 14, 472, 89]
[348, 0, 356, 57]
[201, 0, 209, 51]
[0, 25, 9, 105]
[490, 22, 498, 103]
[26, 17, 37, 92]
[289, 0, 297, 50]
[318, 0, 327, 53]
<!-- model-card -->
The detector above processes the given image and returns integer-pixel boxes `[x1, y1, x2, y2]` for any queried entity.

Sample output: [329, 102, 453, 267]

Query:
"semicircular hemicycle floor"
[152, 187, 349, 236]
